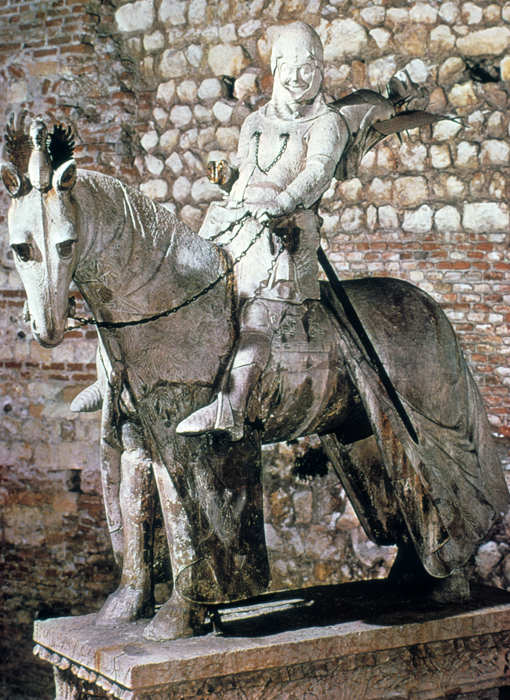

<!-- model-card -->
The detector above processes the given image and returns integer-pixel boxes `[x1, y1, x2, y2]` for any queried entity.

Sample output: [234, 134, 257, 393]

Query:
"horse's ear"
[54, 160, 77, 191]
[0, 162, 32, 198]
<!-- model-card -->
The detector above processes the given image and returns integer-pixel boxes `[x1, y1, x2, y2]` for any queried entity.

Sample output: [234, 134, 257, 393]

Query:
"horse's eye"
[57, 240, 74, 259]
[11, 243, 33, 263]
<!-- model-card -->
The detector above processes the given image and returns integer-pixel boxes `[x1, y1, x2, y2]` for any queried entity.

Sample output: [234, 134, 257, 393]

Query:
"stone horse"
[2, 113, 508, 640]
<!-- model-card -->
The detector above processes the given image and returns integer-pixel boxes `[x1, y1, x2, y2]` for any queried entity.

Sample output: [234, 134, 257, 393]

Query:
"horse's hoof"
[71, 381, 103, 413]
[95, 585, 153, 626]
[431, 569, 471, 604]
[143, 597, 206, 641]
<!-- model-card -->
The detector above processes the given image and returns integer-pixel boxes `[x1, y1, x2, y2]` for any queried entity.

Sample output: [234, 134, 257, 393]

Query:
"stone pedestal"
[34, 582, 510, 700]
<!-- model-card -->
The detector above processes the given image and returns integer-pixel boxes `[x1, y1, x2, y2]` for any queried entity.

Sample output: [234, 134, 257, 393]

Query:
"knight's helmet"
[1, 110, 75, 198]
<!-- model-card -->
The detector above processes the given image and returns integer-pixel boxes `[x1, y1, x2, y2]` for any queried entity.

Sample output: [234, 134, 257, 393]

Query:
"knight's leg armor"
[176, 300, 283, 441]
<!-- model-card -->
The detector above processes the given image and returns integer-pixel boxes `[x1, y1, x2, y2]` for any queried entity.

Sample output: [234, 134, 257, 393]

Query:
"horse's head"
[2, 112, 78, 347]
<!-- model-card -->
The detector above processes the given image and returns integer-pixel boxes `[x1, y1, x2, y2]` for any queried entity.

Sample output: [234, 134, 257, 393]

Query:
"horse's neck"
[73, 171, 228, 321]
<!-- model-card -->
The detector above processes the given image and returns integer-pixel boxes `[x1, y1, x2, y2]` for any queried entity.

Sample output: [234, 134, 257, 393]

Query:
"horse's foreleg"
[142, 458, 207, 640]
[96, 421, 155, 626]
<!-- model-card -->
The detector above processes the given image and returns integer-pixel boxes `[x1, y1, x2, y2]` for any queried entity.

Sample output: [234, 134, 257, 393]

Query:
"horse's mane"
[77, 169, 195, 251]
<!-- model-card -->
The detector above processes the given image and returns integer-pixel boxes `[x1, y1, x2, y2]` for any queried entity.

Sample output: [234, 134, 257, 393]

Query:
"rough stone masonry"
[2, 1, 510, 698]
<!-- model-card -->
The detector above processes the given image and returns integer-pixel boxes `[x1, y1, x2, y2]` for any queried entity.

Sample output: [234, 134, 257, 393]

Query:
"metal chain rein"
[67, 213, 261, 333]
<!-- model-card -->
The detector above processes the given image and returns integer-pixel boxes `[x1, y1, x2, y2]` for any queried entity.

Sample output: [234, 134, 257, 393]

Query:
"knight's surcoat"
[199, 94, 347, 304]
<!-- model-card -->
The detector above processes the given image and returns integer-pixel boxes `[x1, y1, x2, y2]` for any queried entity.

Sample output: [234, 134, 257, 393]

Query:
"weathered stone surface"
[394, 177, 429, 207]
[429, 25, 456, 54]
[208, 44, 250, 77]
[360, 7, 385, 26]
[480, 140, 510, 167]
[405, 58, 429, 84]
[340, 207, 365, 233]
[402, 205, 433, 234]
[239, 20, 262, 38]
[166, 152, 183, 175]
[378, 205, 399, 230]
[195, 105, 213, 123]
[463, 3, 484, 25]
[216, 126, 240, 151]
[191, 176, 221, 202]
[394, 25, 429, 56]
[160, 128, 179, 151]
[410, 4, 437, 24]
[180, 128, 197, 150]
[367, 56, 397, 90]
[139, 178, 168, 200]
[398, 142, 427, 172]
[435, 205, 461, 233]
[485, 5, 501, 23]
[499, 56, 510, 82]
[198, 78, 223, 101]
[438, 57, 466, 85]
[144, 30, 165, 54]
[177, 80, 198, 103]
[339, 178, 362, 202]
[159, 0, 186, 26]
[455, 141, 479, 168]
[367, 178, 391, 205]
[219, 24, 237, 43]
[159, 50, 188, 79]
[476, 541, 503, 578]
[386, 8, 409, 25]
[186, 44, 203, 67]
[448, 82, 478, 108]
[169, 105, 193, 128]
[369, 28, 391, 51]
[172, 175, 191, 202]
[213, 101, 234, 123]
[428, 87, 447, 113]
[234, 72, 259, 101]
[456, 27, 510, 55]
[439, 2, 460, 24]
[145, 154, 164, 176]
[180, 204, 204, 230]
[463, 202, 510, 232]
[156, 79, 176, 104]
[33, 592, 510, 699]
[430, 144, 452, 169]
[115, 0, 154, 33]
[152, 107, 168, 129]
[321, 19, 368, 62]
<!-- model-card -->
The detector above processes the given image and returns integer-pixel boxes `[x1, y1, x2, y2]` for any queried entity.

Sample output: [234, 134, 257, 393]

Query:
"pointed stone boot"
[70, 381, 103, 413]
[176, 393, 244, 441]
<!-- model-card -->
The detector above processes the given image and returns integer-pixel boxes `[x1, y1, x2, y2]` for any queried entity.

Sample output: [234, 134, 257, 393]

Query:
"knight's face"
[276, 45, 322, 103]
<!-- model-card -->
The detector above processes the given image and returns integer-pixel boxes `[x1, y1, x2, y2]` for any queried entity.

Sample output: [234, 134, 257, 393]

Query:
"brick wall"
[2, 1, 510, 698]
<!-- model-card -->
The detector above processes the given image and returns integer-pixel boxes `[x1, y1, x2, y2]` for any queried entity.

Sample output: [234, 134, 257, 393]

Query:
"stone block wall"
[2, 1, 510, 698]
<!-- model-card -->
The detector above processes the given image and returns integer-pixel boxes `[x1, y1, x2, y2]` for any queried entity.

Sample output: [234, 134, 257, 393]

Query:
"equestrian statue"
[2, 23, 508, 641]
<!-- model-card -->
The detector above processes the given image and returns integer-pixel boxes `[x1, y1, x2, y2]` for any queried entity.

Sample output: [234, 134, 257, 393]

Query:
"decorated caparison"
[3, 22, 509, 642]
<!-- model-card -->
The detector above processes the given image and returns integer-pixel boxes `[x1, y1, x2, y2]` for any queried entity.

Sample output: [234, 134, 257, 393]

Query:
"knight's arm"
[276, 112, 349, 212]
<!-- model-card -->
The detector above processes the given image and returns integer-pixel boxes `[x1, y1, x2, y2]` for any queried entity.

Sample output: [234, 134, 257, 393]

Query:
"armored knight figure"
[176, 22, 349, 441]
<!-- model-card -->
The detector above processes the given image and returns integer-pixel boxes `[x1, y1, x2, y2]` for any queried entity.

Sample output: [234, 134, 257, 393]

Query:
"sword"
[317, 246, 419, 445]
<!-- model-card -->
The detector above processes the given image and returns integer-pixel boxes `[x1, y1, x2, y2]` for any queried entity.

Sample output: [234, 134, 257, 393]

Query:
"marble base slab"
[33, 582, 510, 700]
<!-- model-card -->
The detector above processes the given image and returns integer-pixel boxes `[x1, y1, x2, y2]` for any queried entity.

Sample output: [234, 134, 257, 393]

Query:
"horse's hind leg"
[96, 421, 155, 625]
[321, 432, 470, 601]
